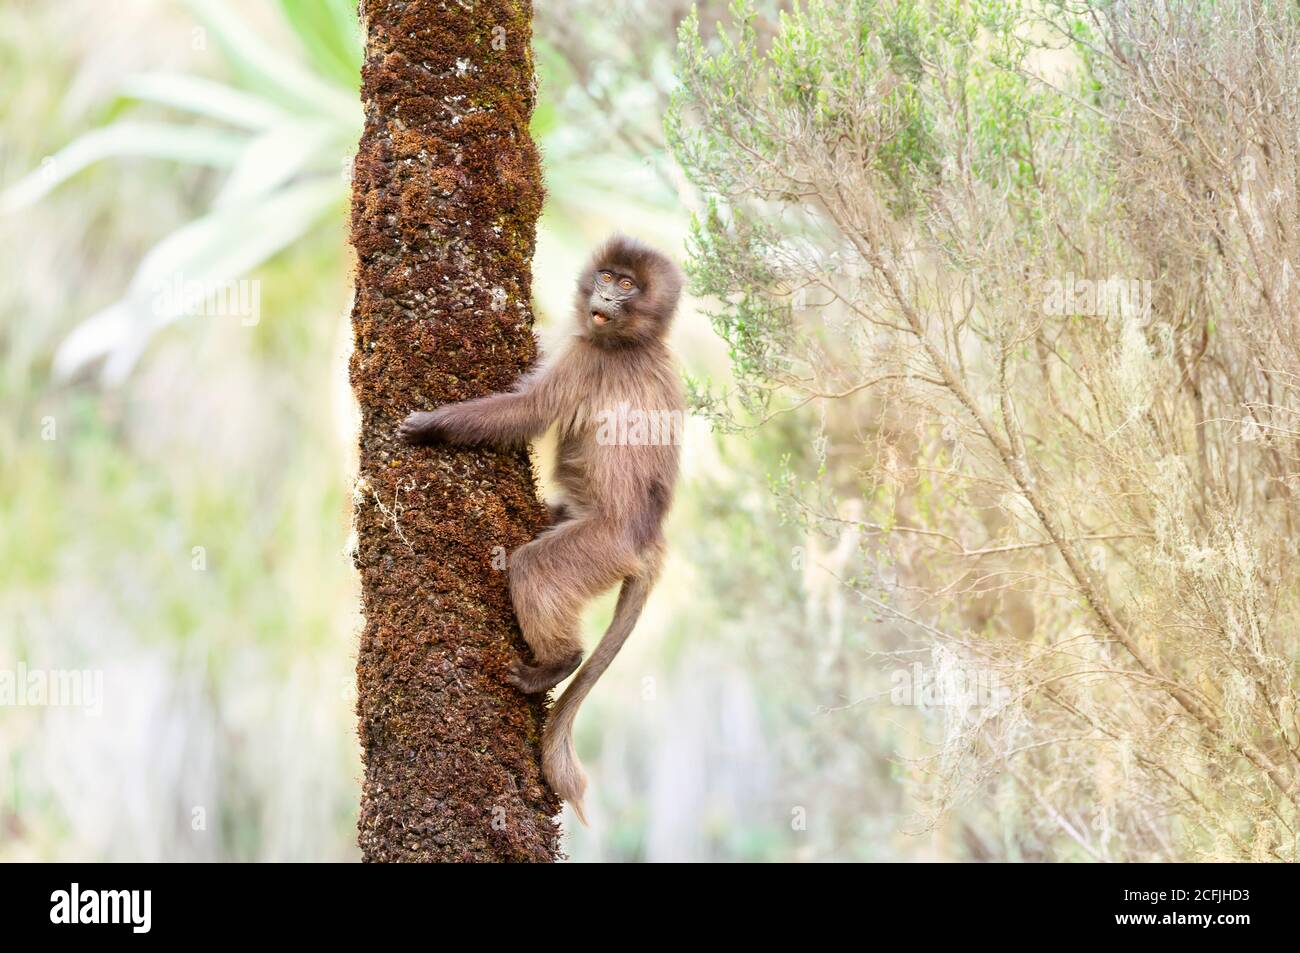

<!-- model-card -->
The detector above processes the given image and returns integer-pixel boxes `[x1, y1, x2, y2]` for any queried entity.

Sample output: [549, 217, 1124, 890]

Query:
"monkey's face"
[588, 268, 638, 325]
[576, 235, 684, 347]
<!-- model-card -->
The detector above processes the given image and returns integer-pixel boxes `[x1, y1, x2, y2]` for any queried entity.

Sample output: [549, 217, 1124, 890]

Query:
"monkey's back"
[552, 342, 682, 546]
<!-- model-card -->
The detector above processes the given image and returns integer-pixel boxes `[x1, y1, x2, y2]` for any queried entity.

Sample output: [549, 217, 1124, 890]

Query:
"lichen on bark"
[349, 0, 559, 862]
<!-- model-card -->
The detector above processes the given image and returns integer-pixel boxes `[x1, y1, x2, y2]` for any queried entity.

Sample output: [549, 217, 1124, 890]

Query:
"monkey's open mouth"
[591, 312, 609, 325]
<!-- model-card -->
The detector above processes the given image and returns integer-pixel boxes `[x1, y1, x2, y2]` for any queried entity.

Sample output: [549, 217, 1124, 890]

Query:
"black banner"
[0, 862, 1284, 939]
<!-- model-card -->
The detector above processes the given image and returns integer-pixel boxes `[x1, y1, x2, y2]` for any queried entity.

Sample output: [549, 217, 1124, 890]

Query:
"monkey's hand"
[398, 389, 543, 448]
[397, 410, 448, 445]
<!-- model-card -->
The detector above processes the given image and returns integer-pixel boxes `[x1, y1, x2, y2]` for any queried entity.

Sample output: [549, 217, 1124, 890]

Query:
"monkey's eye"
[619, 278, 634, 291]
[599, 272, 613, 283]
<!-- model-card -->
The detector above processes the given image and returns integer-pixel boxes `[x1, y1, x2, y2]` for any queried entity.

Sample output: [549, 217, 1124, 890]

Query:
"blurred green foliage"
[0, 0, 723, 862]
[1, 0, 951, 862]
[3, 0, 360, 385]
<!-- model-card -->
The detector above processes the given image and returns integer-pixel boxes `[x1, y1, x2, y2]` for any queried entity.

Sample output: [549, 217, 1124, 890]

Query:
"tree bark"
[349, 0, 559, 862]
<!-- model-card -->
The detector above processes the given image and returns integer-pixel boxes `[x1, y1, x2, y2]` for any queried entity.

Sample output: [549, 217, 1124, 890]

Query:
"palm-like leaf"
[1, 0, 362, 383]
[1, 121, 248, 212]
[4, 0, 675, 383]
[56, 179, 343, 383]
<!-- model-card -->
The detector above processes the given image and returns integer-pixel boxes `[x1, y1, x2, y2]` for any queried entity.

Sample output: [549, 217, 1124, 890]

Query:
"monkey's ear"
[645, 255, 685, 322]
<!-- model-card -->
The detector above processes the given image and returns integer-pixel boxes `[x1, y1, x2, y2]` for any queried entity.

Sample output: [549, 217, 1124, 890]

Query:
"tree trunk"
[349, 0, 559, 862]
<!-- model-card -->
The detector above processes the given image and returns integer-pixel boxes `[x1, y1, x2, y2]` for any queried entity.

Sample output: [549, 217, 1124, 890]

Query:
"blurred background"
[0, 0, 967, 862]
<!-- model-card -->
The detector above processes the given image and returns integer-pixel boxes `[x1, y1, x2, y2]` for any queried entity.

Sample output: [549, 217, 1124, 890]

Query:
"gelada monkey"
[399, 235, 684, 823]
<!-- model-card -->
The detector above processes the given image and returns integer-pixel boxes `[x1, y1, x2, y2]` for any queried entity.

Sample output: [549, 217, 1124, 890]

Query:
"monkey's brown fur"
[399, 235, 684, 822]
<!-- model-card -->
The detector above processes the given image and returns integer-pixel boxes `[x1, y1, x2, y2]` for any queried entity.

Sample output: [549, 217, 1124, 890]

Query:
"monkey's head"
[575, 235, 683, 347]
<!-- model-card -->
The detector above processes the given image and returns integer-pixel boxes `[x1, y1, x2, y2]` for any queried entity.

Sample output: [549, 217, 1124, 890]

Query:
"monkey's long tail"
[543, 571, 654, 826]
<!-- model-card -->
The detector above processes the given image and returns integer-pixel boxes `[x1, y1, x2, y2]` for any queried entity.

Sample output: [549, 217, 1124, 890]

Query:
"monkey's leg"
[507, 519, 633, 693]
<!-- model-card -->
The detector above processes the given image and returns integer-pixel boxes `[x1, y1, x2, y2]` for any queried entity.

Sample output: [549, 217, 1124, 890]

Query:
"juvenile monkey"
[399, 235, 684, 822]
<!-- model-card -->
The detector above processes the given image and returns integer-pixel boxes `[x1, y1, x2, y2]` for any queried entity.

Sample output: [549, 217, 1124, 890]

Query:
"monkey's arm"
[399, 361, 569, 448]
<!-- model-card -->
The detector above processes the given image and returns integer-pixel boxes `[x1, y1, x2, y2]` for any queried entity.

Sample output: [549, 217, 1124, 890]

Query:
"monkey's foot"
[508, 651, 583, 694]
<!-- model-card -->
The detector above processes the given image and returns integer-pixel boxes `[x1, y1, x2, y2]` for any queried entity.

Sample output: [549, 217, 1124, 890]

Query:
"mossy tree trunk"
[349, 0, 559, 862]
